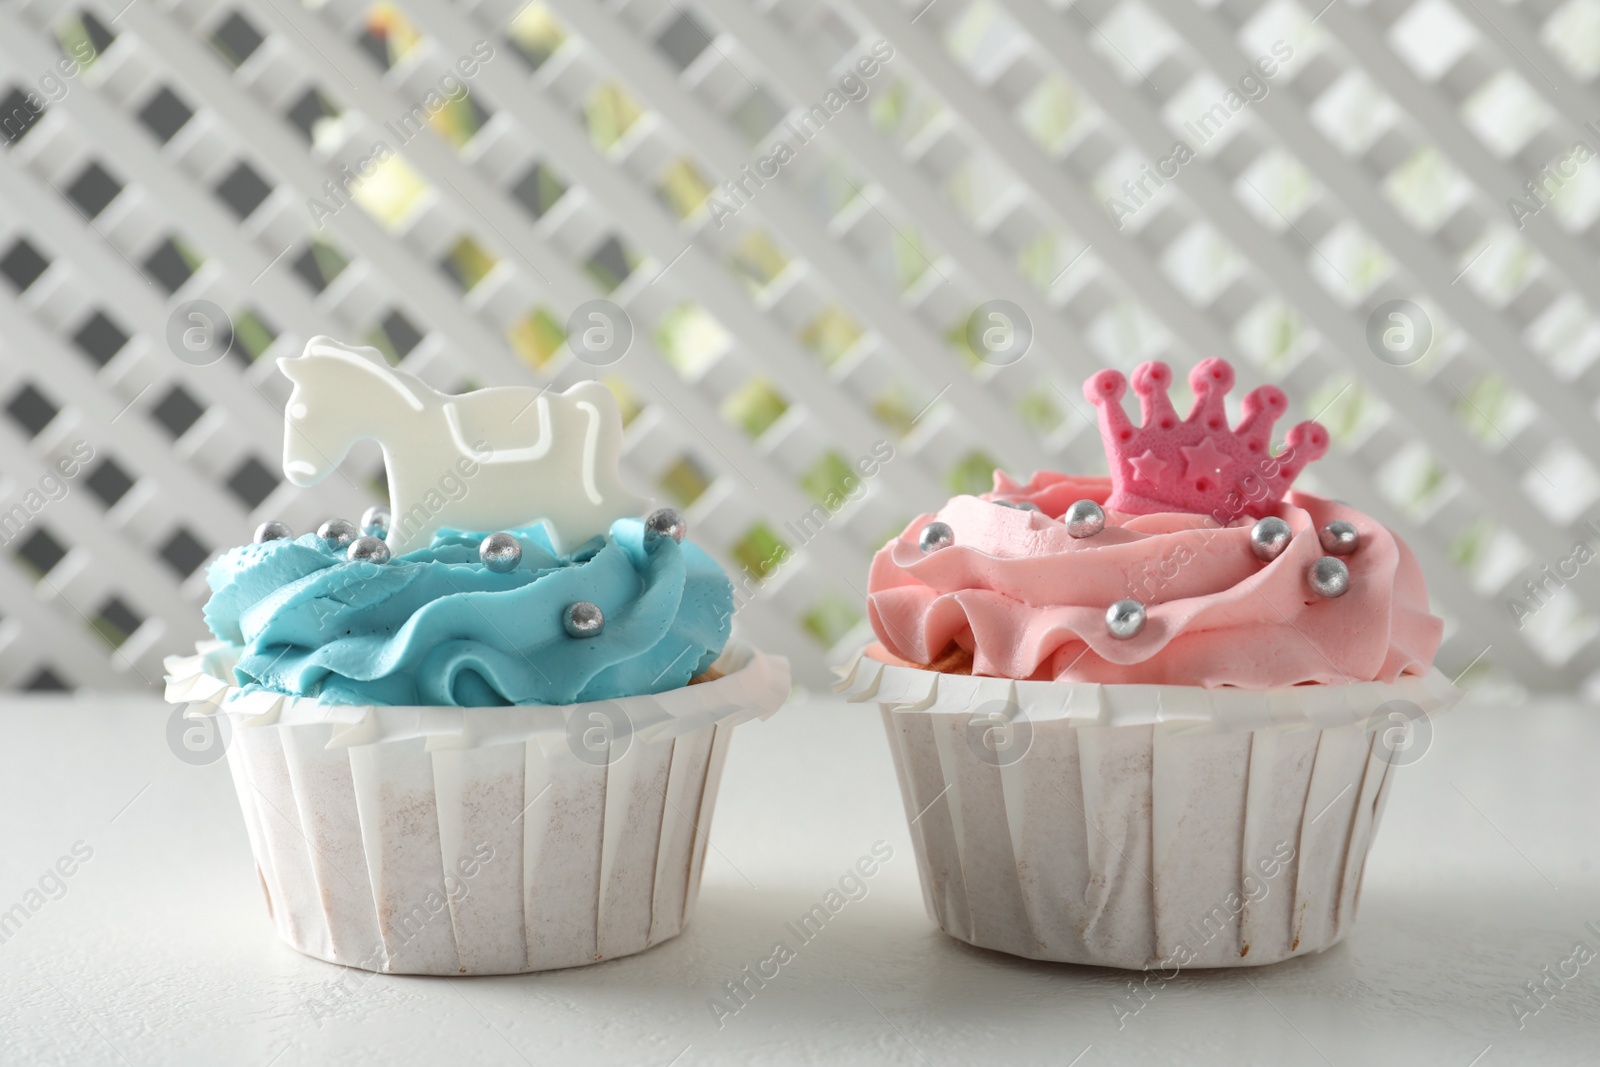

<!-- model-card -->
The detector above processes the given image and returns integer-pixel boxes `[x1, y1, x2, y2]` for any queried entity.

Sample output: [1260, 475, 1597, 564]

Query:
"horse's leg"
[384, 468, 429, 556]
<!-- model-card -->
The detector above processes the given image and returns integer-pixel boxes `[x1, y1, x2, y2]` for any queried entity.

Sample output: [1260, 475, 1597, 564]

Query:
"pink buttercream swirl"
[866, 471, 1443, 689]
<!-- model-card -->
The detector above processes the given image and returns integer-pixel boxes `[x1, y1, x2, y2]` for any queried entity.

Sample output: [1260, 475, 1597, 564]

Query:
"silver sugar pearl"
[1106, 599, 1147, 639]
[480, 532, 523, 573]
[318, 519, 358, 549]
[1309, 556, 1351, 598]
[563, 600, 605, 638]
[1250, 517, 1294, 562]
[254, 521, 293, 544]
[347, 536, 391, 565]
[996, 500, 1042, 512]
[1319, 520, 1360, 556]
[361, 505, 392, 537]
[1064, 499, 1107, 539]
[919, 521, 955, 554]
[644, 507, 688, 544]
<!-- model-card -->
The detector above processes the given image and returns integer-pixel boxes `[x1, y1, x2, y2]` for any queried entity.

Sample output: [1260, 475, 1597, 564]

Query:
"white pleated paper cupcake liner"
[165, 643, 789, 975]
[838, 651, 1461, 969]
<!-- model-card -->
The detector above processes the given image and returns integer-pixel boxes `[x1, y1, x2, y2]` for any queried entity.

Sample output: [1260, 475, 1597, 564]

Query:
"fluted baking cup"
[838, 650, 1460, 969]
[165, 642, 789, 975]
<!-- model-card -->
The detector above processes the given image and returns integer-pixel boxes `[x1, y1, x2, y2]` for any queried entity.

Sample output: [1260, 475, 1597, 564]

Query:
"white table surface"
[0, 691, 1594, 1066]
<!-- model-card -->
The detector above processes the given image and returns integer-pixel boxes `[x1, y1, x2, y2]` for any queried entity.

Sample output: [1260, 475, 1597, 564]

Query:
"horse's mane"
[297, 341, 430, 411]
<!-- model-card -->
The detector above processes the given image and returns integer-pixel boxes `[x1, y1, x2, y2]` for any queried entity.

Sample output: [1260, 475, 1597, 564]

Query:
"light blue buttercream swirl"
[202, 520, 734, 707]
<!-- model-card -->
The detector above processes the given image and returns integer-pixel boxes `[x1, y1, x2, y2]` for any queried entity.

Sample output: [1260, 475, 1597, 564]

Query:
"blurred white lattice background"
[2, 0, 1599, 695]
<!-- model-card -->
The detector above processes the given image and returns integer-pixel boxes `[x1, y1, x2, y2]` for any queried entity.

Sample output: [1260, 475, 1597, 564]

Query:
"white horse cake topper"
[278, 336, 648, 555]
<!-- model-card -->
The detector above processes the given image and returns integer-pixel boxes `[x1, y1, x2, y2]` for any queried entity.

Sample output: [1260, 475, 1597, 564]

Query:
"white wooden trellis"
[0, 0, 1595, 696]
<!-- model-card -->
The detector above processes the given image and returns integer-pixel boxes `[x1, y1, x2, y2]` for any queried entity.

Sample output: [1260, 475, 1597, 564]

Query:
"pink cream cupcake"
[839, 358, 1459, 969]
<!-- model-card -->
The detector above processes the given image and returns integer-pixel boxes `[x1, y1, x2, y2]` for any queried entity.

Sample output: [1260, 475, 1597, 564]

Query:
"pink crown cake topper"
[1084, 357, 1329, 520]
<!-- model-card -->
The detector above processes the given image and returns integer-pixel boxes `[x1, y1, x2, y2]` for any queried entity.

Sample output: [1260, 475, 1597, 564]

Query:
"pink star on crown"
[1083, 358, 1329, 521]
[1181, 438, 1231, 480]
[1128, 449, 1169, 483]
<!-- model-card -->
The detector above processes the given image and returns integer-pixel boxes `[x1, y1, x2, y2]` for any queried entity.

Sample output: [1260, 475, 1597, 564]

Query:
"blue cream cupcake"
[166, 337, 789, 975]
